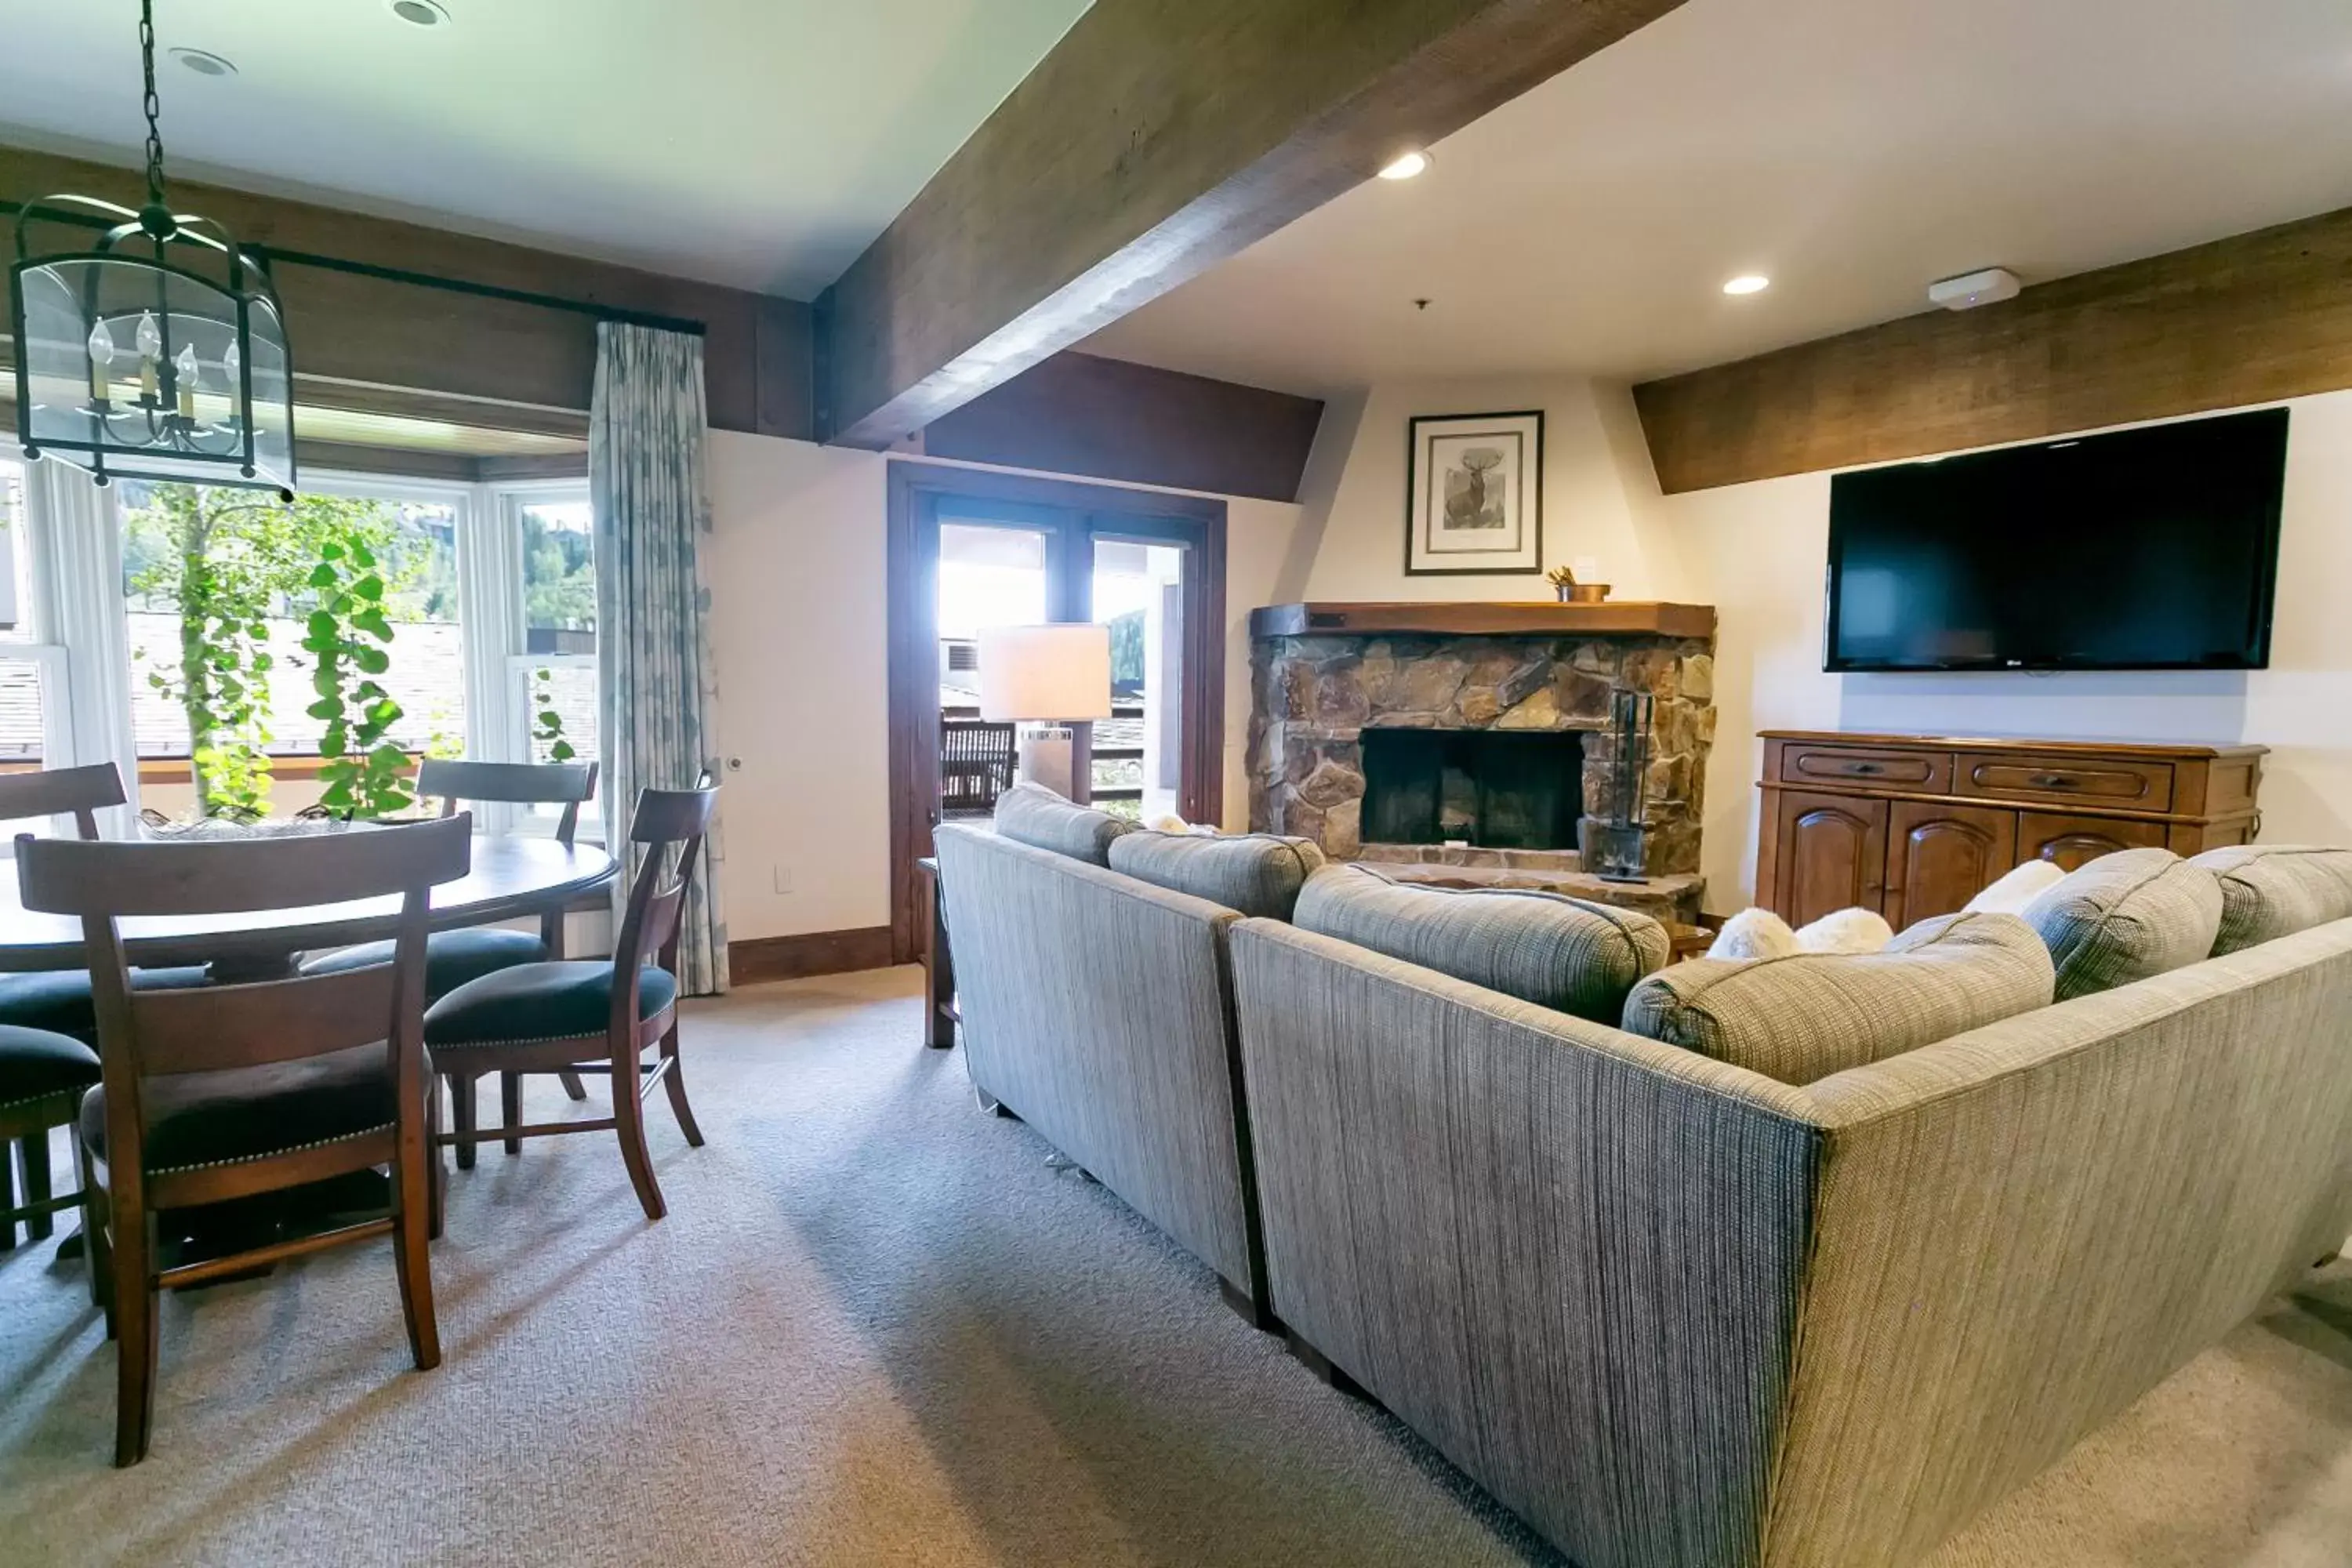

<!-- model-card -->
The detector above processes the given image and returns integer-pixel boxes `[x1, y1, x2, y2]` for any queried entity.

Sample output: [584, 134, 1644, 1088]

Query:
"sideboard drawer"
[1779, 743, 1952, 793]
[1955, 753, 2174, 812]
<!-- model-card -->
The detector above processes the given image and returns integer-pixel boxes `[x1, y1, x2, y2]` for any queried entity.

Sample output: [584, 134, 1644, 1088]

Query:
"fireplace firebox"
[1360, 729, 1584, 851]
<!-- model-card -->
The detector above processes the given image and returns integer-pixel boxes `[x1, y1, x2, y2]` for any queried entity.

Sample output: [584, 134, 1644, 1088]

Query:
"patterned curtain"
[590, 321, 729, 994]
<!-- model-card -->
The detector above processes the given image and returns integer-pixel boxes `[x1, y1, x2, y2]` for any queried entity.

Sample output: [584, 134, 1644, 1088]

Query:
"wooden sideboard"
[1756, 731, 2266, 930]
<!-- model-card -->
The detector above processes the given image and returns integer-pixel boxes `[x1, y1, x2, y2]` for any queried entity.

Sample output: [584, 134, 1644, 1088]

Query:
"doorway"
[886, 463, 1226, 963]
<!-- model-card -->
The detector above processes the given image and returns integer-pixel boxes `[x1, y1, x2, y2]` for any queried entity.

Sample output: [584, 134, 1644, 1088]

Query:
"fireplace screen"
[1359, 729, 1585, 851]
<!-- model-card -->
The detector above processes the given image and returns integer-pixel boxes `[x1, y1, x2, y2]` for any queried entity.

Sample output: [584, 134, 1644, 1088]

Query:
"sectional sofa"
[935, 787, 2352, 1568]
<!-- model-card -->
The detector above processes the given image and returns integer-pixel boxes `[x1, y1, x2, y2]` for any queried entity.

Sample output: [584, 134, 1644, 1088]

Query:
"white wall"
[1273, 373, 2352, 914]
[706, 431, 891, 942]
[702, 431, 1308, 946]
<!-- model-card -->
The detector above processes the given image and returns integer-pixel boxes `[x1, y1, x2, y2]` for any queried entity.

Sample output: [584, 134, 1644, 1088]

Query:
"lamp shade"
[978, 623, 1112, 723]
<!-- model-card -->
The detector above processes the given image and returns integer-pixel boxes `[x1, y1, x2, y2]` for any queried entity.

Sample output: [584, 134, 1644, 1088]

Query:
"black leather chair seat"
[424, 962, 678, 1050]
[0, 967, 212, 1041]
[79, 1042, 396, 1177]
[0, 1025, 102, 1108]
[298, 927, 550, 1000]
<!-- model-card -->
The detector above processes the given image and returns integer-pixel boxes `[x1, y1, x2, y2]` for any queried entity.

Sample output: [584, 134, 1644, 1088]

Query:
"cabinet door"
[1886, 801, 2018, 931]
[2019, 812, 2167, 872]
[1769, 791, 1889, 926]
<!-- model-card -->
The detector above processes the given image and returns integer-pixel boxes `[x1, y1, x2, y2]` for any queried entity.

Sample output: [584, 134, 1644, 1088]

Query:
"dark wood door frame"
[885, 461, 1227, 964]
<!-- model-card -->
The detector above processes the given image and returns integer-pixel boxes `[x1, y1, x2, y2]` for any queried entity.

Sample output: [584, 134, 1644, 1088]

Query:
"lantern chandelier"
[9, 0, 296, 499]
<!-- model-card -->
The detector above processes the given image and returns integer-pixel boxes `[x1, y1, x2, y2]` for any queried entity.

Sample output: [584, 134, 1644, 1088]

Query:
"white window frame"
[6, 452, 596, 838]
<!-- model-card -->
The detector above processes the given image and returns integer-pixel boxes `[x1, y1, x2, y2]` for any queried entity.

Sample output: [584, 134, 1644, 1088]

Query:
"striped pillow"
[992, 782, 1132, 866]
[2187, 844, 2352, 955]
[1620, 911, 2054, 1085]
[1108, 831, 1324, 920]
[1292, 864, 1668, 1023]
[2021, 848, 2223, 1000]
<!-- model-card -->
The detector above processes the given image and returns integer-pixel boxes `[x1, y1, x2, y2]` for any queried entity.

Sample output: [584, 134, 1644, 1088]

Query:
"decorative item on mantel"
[8, 0, 296, 499]
[1579, 688, 1654, 881]
[1546, 557, 1610, 604]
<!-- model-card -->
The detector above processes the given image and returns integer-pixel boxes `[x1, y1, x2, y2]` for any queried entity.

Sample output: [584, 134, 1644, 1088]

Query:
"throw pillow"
[1965, 858, 2067, 915]
[2187, 844, 2352, 955]
[991, 782, 1134, 866]
[1108, 831, 1324, 920]
[2020, 848, 2224, 1000]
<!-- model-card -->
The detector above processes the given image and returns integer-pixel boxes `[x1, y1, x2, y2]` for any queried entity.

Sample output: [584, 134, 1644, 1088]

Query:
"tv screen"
[1824, 408, 2288, 672]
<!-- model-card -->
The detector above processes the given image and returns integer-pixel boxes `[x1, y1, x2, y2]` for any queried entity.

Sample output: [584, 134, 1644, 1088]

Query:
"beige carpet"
[0, 967, 2346, 1567]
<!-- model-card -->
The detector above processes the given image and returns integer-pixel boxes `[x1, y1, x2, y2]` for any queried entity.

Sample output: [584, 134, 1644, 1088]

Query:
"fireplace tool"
[1581, 688, 1654, 883]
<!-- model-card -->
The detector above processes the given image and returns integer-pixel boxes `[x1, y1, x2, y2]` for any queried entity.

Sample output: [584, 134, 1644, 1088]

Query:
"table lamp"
[978, 622, 1113, 800]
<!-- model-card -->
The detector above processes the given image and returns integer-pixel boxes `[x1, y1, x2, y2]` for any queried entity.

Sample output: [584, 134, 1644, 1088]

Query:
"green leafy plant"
[125, 485, 404, 816]
[532, 666, 576, 763]
[303, 532, 414, 818]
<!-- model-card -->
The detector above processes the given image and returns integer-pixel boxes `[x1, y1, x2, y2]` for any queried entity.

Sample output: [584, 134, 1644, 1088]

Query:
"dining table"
[0, 832, 618, 977]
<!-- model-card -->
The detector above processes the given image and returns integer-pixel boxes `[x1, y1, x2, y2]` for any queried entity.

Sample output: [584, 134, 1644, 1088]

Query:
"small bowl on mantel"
[1555, 583, 1611, 604]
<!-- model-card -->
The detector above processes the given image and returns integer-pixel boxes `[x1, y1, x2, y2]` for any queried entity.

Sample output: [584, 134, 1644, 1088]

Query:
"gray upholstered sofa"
[1229, 851, 2352, 1568]
[931, 786, 1323, 1319]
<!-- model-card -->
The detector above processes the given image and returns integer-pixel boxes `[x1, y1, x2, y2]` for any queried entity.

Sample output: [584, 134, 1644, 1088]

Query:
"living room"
[2, 1, 2348, 1564]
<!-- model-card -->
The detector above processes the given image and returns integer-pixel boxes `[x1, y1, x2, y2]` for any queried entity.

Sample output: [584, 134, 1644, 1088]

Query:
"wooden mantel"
[1248, 601, 1718, 641]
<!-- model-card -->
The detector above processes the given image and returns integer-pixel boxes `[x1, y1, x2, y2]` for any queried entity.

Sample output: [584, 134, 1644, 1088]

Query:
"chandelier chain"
[139, 0, 166, 208]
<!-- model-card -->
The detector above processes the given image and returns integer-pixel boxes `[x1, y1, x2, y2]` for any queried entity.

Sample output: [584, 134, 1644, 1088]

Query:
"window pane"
[522, 499, 594, 654]
[0, 455, 31, 643]
[936, 522, 1047, 821]
[0, 659, 50, 768]
[119, 481, 467, 815]
[1092, 539, 1185, 823]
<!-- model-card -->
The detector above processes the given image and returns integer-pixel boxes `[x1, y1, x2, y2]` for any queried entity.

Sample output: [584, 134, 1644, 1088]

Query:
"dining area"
[0, 758, 719, 1468]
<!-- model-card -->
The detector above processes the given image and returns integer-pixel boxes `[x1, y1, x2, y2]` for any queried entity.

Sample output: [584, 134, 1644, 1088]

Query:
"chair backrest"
[16, 815, 474, 1202]
[416, 758, 599, 846]
[615, 783, 720, 995]
[940, 719, 1017, 812]
[0, 763, 125, 840]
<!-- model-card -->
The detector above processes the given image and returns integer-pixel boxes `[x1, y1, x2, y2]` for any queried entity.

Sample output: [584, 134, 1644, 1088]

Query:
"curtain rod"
[2, 198, 710, 336]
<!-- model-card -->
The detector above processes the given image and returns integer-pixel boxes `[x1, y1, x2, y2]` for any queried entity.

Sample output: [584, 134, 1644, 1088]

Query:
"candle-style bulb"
[175, 343, 200, 419]
[87, 318, 116, 401]
[221, 339, 240, 387]
[134, 310, 162, 359]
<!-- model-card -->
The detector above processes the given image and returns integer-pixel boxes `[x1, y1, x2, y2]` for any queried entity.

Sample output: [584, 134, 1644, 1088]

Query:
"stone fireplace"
[1247, 601, 1719, 894]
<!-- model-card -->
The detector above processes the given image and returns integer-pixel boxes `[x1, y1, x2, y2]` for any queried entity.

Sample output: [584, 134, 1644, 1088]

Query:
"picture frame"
[1404, 410, 1544, 576]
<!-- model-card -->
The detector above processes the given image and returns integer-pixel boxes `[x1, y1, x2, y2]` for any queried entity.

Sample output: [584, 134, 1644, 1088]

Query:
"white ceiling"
[0, 0, 1092, 299]
[1083, 0, 2352, 395]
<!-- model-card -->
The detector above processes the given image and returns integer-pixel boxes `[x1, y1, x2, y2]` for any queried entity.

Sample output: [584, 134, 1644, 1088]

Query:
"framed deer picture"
[1404, 410, 1544, 575]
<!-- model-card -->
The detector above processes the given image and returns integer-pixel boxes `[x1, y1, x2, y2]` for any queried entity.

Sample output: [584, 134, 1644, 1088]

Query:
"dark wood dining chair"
[18, 814, 474, 1466]
[296, 759, 601, 1151]
[0, 765, 210, 1044]
[940, 717, 1016, 818]
[0, 765, 206, 1258]
[423, 783, 718, 1221]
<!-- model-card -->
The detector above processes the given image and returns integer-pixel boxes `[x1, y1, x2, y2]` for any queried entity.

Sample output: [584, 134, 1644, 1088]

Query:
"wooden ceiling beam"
[820, 0, 1688, 449]
[1632, 205, 2352, 494]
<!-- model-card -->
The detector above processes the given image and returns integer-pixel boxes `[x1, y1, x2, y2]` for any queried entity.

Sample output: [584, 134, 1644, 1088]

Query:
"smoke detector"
[1929, 267, 2023, 311]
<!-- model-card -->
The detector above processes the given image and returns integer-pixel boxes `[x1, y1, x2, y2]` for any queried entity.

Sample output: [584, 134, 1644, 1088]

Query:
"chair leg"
[448, 1073, 477, 1171]
[659, 1022, 704, 1149]
[426, 1084, 446, 1243]
[390, 1106, 441, 1372]
[612, 1044, 666, 1223]
[558, 1070, 589, 1102]
[112, 1212, 158, 1467]
[79, 1140, 110, 1316]
[20, 1130, 54, 1243]
[500, 1073, 523, 1157]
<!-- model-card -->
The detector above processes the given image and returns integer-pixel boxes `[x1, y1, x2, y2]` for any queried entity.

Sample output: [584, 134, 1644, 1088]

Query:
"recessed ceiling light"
[1377, 150, 1430, 181]
[170, 48, 236, 77]
[389, 0, 452, 27]
[1722, 274, 1771, 296]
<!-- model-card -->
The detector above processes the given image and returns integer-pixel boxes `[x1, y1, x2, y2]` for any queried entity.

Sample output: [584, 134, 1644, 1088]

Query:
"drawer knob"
[2031, 773, 2078, 789]
[1848, 761, 1882, 775]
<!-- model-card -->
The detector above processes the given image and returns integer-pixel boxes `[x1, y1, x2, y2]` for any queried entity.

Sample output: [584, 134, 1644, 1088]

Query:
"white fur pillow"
[1966, 858, 2067, 915]
[1708, 906, 1894, 960]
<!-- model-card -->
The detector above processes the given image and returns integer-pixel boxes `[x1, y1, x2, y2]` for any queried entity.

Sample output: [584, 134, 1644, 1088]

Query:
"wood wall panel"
[1633, 205, 2352, 493]
[1, 146, 814, 438]
[919, 352, 1324, 503]
[822, 0, 1686, 447]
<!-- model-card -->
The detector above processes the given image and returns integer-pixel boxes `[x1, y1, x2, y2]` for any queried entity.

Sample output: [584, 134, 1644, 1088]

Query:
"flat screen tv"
[1824, 408, 2288, 672]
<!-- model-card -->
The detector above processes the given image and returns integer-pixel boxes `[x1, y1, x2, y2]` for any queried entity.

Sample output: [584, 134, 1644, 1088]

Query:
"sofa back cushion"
[2021, 848, 2223, 1000]
[1291, 864, 1668, 1023]
[1620, 911, 2055, 1085]
[991, 781, 1132, 866]
[2188, 844, 2352, 955]
[1108, 831, 1324, 920]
